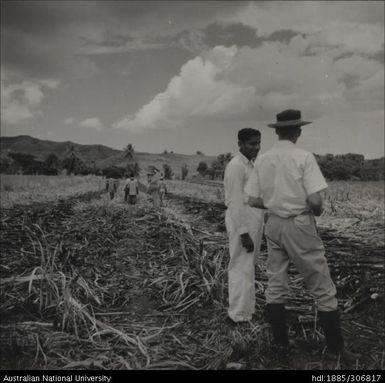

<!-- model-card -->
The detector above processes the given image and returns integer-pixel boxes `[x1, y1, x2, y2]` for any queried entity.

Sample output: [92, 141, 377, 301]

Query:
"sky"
[1, 1, 384, 158]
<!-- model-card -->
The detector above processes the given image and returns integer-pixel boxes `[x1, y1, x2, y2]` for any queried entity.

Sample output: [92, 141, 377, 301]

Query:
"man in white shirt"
[246, 109, 356, 362]
[125, 175, 139, 205]
[224, 128, 265, 324]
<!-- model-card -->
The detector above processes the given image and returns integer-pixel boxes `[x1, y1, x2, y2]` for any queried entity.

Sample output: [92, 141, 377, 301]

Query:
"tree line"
[194, 152, 384, 181]
[1, 149, 383, 182]
[315, 153, 384, 181]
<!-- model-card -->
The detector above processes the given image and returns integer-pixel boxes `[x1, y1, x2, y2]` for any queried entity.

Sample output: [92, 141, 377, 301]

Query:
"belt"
[267, 210, 313, 219]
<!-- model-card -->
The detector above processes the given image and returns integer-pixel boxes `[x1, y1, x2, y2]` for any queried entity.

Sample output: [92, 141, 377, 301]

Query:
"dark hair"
[238, 128, 261, 142]
[275, 126, 301, 139]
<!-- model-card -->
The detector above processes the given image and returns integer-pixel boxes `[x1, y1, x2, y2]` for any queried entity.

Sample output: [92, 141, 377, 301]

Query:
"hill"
[0, 136, 120, 163]
[0, 135, 216, 175]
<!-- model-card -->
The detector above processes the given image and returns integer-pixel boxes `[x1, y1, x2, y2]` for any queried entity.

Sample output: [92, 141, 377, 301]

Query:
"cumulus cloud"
[113, 28, 383, 133]
[64, 117, 75, 125]
[347, 70, 384, 109]
[113, 46, 257, 132]
[227, 2, 384, 69]
[112, 2, 384, 134]
[334, 55, 383, 84]
[1, 78, 60, 125]
[1, 1, 244, 80]
[233, 1, 384, 56]
[78, 117, 103, 131]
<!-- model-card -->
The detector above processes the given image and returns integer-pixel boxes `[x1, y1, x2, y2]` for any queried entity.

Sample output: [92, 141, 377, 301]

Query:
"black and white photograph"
[0, 0, 384, 374]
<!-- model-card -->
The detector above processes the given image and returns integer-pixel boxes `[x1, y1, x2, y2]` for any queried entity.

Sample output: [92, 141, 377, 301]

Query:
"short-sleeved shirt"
[245, 141, 328, 218]
[126, 179, 139, 195]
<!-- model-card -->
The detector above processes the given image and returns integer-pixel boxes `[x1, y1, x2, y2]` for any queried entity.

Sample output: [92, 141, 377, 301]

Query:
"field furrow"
[1, 184, 384, 370]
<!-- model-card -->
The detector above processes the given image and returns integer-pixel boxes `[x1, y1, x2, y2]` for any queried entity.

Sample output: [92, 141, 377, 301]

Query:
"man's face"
[239, 135, 261, 160]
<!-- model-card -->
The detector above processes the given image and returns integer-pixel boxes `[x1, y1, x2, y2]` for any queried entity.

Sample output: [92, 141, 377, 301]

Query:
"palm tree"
[123, 143, 141, 177]
[63, 144, 83, 175]
[123, 144, 135, 162]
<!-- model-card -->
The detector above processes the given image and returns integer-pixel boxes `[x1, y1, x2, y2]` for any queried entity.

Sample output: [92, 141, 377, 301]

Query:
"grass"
[322, 181, 384, 220]
[0, 175, 105, 208]
[165, 179, 385, 222]
[165, 180, 225, 204]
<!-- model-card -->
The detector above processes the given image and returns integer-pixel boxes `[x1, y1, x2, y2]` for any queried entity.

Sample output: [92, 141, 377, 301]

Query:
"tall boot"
[319, 310, 358, 364]
[319, 310, 344, 353]
[265, 303, 289, 347]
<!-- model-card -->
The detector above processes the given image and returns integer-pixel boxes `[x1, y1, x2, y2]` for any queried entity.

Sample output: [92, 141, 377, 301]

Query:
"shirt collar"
[238, 151, 254, 166]
[273, 140, 296, 149]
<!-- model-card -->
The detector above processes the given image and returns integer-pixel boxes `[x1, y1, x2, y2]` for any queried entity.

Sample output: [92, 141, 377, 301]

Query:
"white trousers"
[225, 207, 264, 322]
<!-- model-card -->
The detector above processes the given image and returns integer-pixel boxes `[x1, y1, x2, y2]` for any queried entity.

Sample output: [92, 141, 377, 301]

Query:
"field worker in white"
[125, 175, 139, 205]
[224, 128, 265, 324]
[245, 109, 356, 362]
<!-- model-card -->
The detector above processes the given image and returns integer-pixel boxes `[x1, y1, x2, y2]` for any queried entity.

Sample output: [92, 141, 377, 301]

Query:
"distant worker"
[106, 177, 119, 200]
[224, 128, 265, 324]
[158, 176, 168, 207]
[246, 109, 357, 363]
[148, 171, 162, 208]
[125, 175, 139, 205]
[105, 178, 109, 192]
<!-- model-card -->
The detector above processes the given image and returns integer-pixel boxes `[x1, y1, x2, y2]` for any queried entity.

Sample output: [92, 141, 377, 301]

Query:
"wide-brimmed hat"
[268, 109, 312, 128]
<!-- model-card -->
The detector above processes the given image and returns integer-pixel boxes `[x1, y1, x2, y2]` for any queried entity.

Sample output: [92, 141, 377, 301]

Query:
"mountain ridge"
[0, 135, 216, 172]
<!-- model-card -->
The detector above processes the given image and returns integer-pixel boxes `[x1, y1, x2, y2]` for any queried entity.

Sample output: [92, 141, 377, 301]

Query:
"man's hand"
[248, 196, 267, 209]
[241, 233, 254, 253]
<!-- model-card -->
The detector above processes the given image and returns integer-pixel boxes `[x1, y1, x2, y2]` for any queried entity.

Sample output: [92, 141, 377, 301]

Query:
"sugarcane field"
[1, 1, 385, 377]
[0, 174, 384, 370]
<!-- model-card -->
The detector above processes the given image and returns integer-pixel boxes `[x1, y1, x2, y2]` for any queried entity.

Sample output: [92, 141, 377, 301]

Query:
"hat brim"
[268, 120, 312, 128]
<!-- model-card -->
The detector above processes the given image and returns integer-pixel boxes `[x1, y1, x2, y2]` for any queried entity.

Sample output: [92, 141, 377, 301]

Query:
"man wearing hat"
[245, 110, 356, 362]
[224, 128, 265, 324]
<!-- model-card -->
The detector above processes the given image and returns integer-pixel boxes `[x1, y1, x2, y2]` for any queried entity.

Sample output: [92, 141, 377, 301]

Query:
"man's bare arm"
[306, 192, 323, 216]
